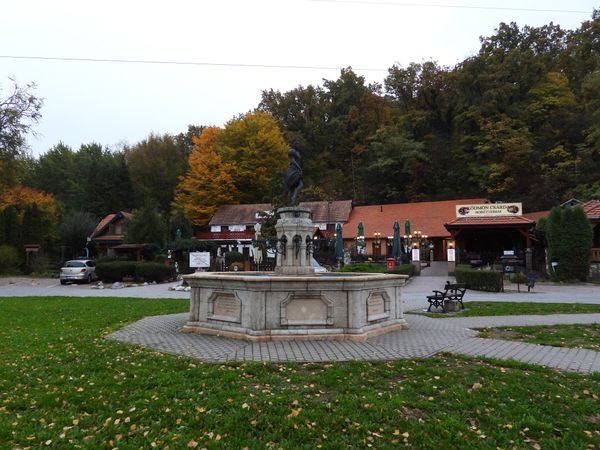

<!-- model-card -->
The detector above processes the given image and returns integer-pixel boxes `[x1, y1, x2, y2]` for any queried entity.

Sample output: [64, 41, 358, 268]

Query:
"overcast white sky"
[1, 0, 597, 157]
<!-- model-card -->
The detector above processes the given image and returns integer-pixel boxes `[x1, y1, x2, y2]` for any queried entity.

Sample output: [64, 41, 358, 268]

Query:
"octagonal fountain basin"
[182, 272, 409, 342]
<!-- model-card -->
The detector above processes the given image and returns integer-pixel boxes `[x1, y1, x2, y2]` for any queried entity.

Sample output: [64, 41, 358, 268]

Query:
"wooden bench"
[427, 282, 467, 312]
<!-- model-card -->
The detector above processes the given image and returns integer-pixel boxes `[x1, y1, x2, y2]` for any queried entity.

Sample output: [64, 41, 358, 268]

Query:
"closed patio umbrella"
[357, 222, 365, 253]
[335, 223, 344, 260]
[392, 221, 401, 259]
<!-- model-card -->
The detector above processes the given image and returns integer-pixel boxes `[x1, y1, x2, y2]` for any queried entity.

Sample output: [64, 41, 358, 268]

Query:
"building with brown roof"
[343, 198, 488, 261]
[196, 201, 353, 258]
[90, 211, 133, 257]
[582, 200, 600, 263]
[445, 213, 536, 269]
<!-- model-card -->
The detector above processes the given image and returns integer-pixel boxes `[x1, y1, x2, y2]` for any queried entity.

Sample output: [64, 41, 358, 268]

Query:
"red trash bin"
[386, 258, 396, 270]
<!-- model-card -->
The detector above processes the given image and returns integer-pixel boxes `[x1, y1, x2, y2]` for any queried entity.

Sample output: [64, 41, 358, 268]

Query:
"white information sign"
[411, 248, 420, 261]
[456, 202, 522, 218]
[189, 252, 211, 268]
[447, 248, 456, 262]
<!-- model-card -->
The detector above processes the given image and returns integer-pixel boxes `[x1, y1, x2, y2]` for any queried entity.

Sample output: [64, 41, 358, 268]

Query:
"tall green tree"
[546, 206, 592, 281]
[1, 206, 19, 247]
[125, 133, 188, 214]
[21, 204, 44, 245]
[75, 143, 135, 217]
[25, 142, 78, 208]
[124, 202, 168, 247]
[58, 210, 98, 259]
[25, 142, 134, 217]
[364, 127, 428, 203]
[260, 68, 388, 203]
[169, 207, 193, 241]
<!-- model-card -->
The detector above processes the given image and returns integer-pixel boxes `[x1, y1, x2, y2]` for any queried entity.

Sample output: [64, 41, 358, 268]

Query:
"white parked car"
[60, 259, 97, 284]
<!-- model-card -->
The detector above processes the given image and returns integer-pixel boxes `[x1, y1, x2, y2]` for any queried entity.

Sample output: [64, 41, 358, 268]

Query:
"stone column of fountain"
[275, 207, 314, 276]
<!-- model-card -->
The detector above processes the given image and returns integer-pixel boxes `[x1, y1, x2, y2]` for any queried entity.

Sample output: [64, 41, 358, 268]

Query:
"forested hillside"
[260, 15, 600, 211]
[3, 14, 599, 230]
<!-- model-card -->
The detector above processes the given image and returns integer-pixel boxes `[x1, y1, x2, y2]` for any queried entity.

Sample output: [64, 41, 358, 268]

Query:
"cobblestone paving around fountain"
[108, 312, 600, 373]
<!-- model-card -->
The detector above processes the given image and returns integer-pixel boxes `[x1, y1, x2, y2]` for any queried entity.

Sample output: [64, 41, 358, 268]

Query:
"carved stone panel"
[208, 291, 241, 323]
[367, 291, 390, 322]
[281, 293, 333, 326]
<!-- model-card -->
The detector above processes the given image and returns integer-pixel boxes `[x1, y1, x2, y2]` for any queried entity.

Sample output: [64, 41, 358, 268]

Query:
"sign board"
[411, 248, 420, 261]
[447, 248, 455, 262]
[189, 252, 211, 268]
[456, 203, 522, 218]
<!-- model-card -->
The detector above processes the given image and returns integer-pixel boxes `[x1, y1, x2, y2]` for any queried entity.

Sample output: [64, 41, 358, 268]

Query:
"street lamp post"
[373, 232, 381, 257]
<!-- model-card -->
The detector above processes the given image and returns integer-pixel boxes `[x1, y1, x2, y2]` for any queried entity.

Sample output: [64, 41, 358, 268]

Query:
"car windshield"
[65, 261, 86, 268]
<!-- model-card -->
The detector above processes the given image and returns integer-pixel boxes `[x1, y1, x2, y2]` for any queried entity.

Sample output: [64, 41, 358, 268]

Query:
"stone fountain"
[182, 142, 408, 341]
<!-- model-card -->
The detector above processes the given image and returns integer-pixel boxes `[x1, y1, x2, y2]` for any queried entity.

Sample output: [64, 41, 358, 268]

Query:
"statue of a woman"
[284, 140, 303, 206]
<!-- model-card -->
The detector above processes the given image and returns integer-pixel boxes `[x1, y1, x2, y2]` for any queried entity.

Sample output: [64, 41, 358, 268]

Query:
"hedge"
[337, 262, 386, 273]
[455, 265, 503, 292]
[337, 262, 415, 276]
[96, 261, 175, 283]
[135, 262, 176, 283]
[96, 261, 137, 282]
[387, 264, 415, 277]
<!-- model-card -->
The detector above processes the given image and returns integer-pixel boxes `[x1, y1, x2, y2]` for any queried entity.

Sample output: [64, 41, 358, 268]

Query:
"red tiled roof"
[91, 213, 116, 238]
[582, 200, 600, 220]
[343, 198, 489, 239]
[445, 216, 535, 228]
[299, 200, 352, 223]
[91, 211, 132, 239]
[209, 204, 272, 226]
[524, 210, 550, 222]
[209, 201, 353, 226]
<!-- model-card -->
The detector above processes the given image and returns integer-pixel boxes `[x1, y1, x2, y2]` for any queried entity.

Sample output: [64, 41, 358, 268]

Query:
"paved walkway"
[108, 312, 600, 374]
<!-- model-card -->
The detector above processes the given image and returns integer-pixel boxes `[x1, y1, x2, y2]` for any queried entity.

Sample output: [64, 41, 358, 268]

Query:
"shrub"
[225, 251, 245, 265]
[338, 262, 386, 273]
[510, 272, 528, 284]
[135, 262, 176, 282]
[0, 245, 20, 273]
[96, 261, 175, 283]
[94, 256, 118, 265]
[455, 265, 503, 292]
[96, 261, 137, 282]
[387, 264, 415, 277]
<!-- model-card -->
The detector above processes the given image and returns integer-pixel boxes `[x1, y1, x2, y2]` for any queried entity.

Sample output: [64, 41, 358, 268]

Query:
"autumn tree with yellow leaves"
[175, 112, 287, 226]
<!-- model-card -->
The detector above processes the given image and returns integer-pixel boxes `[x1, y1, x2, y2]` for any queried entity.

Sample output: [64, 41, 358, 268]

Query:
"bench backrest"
[444, 282, 466, 290]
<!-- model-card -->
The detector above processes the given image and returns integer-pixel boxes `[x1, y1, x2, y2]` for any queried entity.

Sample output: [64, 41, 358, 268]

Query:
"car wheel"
[60, 280, 67, 285]
[87, 274, 93, 284]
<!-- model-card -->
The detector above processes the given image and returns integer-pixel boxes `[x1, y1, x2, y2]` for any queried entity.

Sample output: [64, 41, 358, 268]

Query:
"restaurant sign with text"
[456, 203, 522, 218]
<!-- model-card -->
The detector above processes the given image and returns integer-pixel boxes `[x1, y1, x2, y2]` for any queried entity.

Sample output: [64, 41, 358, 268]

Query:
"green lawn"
[1, 297, 599, 449]
[420, 301, 600, 317]
[477, 324, 600, 351]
